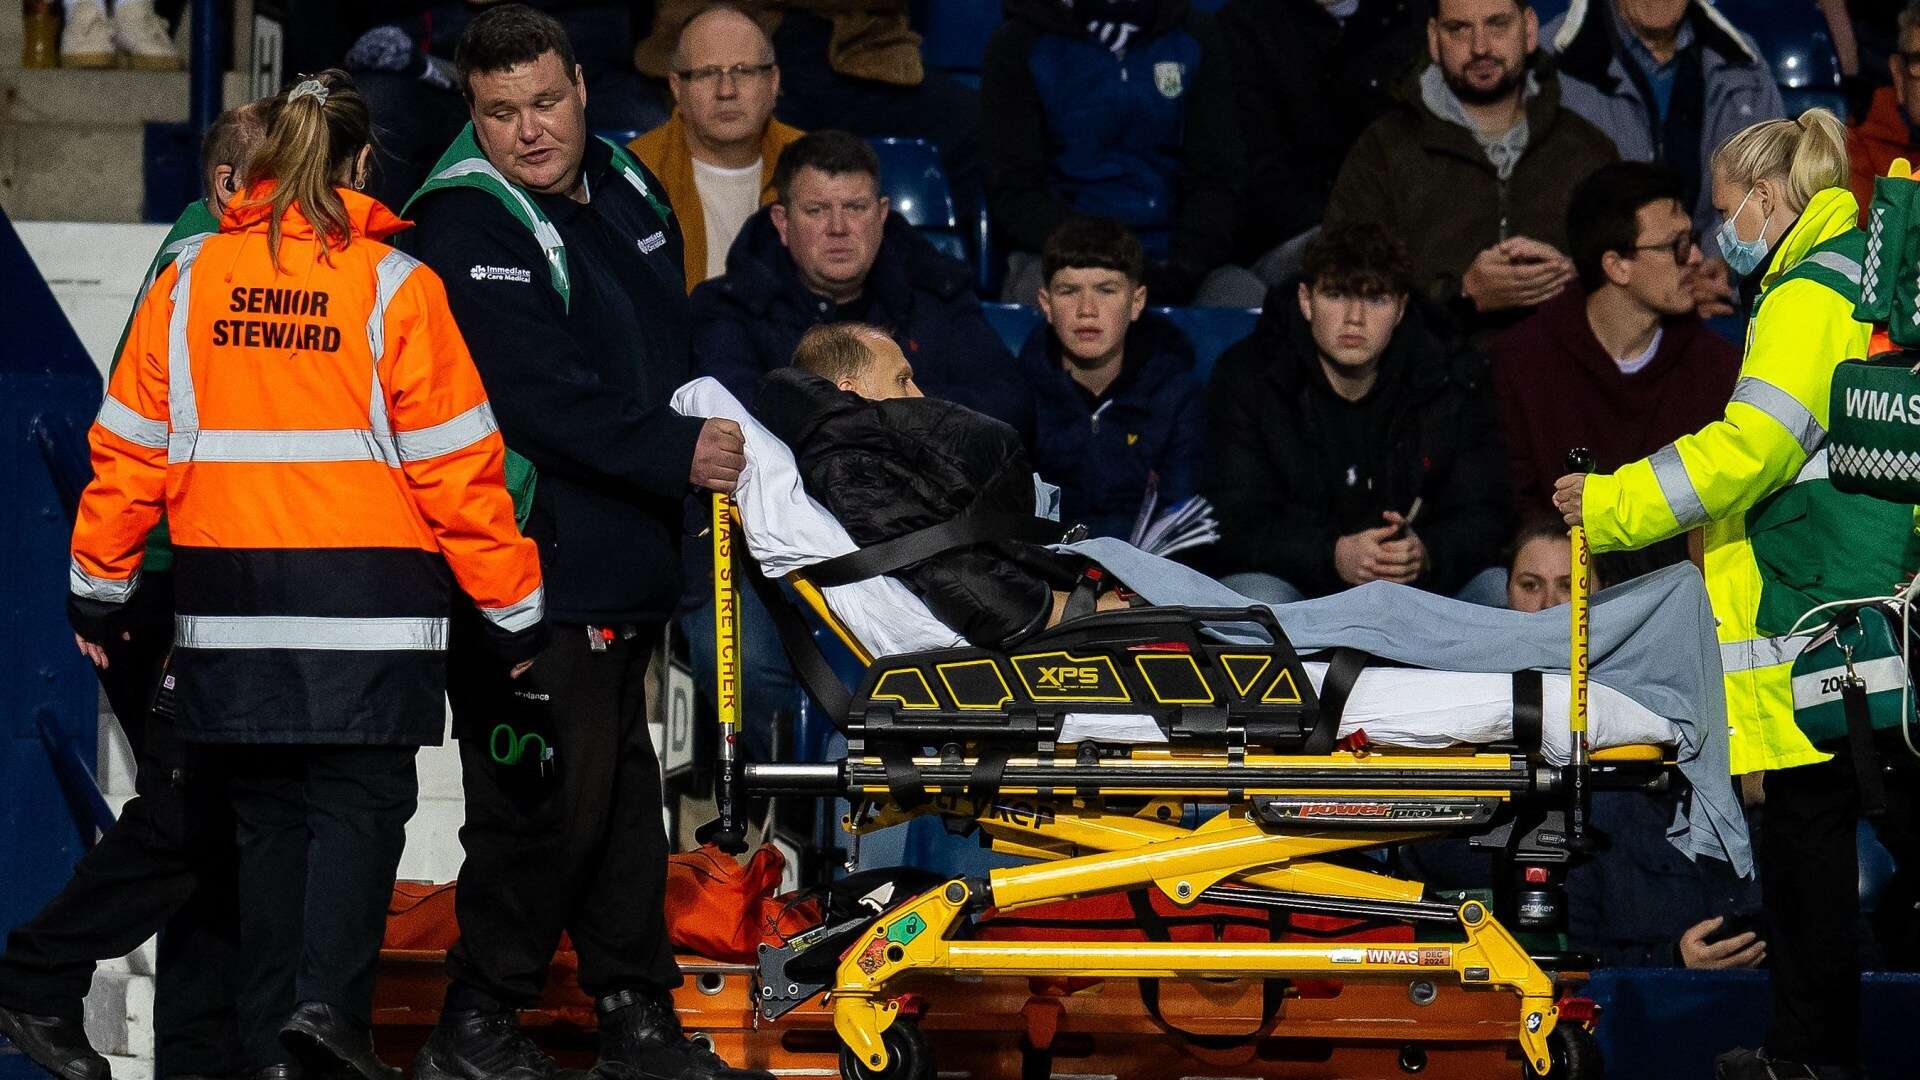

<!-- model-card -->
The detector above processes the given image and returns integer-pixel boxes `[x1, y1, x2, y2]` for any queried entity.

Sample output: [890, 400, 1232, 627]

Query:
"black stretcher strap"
[1842, 680, 1888, 818]
[737, 545, 853, 723]
[805, 511, 1062, 588]
[1511, 669, 1544, 755]
[1127, 890, 1287, 1049]
[1305, 647, 1370, 754]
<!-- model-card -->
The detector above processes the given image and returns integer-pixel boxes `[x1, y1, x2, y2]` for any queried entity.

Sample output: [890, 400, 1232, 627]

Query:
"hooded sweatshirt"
[1201, 289, 1510, 597]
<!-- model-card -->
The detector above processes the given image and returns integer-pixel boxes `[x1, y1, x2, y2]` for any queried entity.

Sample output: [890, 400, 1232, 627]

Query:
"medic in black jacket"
[393, 9, 765, 1080]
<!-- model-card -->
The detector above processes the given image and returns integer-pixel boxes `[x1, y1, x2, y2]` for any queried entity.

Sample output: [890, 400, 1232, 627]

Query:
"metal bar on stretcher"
[710, 493, 745, 850]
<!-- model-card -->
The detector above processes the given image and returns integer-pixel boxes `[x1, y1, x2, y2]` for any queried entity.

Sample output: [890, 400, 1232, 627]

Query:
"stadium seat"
[983, 302, 1044, 355]
[869, 136, 970, 264]
[912, 0, 1003, 76]
[983, 303, 1257, 384]
[593, 129, 648, 150]
[1157, 305, 1258, 385]
[1717, 0, 1846, 119]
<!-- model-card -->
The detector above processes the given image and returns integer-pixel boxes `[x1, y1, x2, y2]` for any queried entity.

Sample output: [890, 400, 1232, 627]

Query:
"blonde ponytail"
[1711, 107, 1851, 213]
[242, 69, 372, 269]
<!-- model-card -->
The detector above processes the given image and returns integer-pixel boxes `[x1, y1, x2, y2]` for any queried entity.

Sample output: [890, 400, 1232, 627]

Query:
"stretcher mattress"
[671, 378, 1679, 761]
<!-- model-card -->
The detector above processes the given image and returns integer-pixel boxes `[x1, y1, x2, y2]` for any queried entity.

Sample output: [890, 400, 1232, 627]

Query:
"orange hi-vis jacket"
[69, 185, 545, 745]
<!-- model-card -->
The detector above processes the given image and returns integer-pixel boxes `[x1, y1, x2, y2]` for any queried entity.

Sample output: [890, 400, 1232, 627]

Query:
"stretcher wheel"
[1524, 1023, 1602, 1080]
[839, 1017, 934, 1080]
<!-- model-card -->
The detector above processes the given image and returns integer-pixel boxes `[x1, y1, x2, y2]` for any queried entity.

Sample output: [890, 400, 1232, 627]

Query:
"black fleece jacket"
[1201, 288, 1511, 598]
[400, 139, 705, 625]
[754, 368, 1065, 650]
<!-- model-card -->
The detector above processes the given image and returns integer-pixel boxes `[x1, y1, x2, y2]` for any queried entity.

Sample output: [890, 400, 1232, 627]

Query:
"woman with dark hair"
[64, 68, 546, 1080]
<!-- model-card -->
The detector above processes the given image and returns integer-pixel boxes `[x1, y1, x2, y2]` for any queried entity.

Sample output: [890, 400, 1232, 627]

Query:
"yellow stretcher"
[707, 483, 1665, 1080]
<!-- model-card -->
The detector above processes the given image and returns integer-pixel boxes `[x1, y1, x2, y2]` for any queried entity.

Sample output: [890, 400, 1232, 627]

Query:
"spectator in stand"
[982, 0, 1262, 308]
[1545, 0, 1784, 318]
[1327, 0, 1617, 339]
[631, 3, 805, 289]
[1018, 217, 1203, 540]
[692, 130, 1030, 434]
[1216, 0, 1432, 283]
[633, 0, 983, 234]
[1202, 223, 1510, 606]
[1491, 162, 1739, 582]
[1849, 0, 1920, 218]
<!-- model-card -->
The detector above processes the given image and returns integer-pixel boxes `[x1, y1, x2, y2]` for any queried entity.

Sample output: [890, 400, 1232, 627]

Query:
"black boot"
[0, 1003, 110, 1080]
[277, 1002, 399, 1080]
[591, 993, 771, 1080]
[414, 1009, 574, 1080]
[1714, 1047, 1860, 1080]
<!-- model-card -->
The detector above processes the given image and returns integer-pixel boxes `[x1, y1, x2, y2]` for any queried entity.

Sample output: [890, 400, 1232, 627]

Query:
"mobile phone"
[1704, 911, 1764, 944]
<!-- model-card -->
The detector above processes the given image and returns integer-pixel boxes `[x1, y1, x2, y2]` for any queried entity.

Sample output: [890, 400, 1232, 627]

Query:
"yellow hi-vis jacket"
[1582, 187, 1909, 775]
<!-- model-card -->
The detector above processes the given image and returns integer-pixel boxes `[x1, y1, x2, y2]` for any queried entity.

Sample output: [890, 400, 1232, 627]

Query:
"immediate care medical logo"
[470, 264, 532, 283]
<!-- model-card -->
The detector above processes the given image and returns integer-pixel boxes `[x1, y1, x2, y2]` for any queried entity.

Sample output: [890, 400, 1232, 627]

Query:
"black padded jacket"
[754, 368, 1066, 650]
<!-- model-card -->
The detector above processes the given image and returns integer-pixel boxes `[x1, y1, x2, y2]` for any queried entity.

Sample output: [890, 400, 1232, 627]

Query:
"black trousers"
[220, 746, 418, 1068]
[1761, 733, 1920, 1066]
[0, 579, 243, 1078]
[444, 619, 680, 1009]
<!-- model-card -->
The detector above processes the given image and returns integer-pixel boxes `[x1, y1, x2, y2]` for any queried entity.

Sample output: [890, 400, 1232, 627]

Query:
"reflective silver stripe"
[1731, 376, 1825, 455]
[478, 585, 545, 634]
[366, 249, 421, 469]
[70, 559, 139, 603]
[171, 428, 400, 464]
[175, 614, 449, 651]
[429, 159, 569, 294]
[166, 237, 210, 443]
[365, 248, 420, 366]
[136, 230, 216, 301]
[97, 395, 169, 449]
[1799, 250, 1863, 286]
[1795, 447, 1830, 485]
[1721, 635, 1803, 673]
[396, 401, 498, 461]
[1648, 444, 1708, 529]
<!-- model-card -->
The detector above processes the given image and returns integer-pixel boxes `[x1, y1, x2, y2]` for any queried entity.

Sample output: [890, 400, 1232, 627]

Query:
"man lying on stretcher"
[754, 322, 1129, 649]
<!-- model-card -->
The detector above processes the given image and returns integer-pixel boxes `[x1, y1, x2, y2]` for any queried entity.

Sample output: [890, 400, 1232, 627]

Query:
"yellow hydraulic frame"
[712, 496, 1599, 1076]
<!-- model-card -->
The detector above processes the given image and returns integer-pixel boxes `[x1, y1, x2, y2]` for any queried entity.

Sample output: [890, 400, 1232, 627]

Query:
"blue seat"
[868, 136, 970, 264]
[1155, 306, 1259, 385]
[911, 0, 1002, 75]
[983, 302, 1044, 355]
[592, 129, 647, 149]
[1717, 0, 1845, 117]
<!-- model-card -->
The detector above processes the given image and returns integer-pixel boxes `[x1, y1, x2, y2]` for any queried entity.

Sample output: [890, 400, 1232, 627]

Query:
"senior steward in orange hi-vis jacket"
[70, 178, 546, 747]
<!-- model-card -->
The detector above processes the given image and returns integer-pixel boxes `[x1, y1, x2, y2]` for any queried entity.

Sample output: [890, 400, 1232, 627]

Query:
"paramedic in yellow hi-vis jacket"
[1555, 109, 1920, 1080]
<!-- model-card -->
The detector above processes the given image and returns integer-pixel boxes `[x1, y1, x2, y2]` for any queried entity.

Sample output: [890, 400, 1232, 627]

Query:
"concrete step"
[0, 66, 247, 222]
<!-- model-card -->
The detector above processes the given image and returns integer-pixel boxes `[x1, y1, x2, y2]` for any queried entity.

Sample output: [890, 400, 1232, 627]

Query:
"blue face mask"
[1716, 187, 1770, 277]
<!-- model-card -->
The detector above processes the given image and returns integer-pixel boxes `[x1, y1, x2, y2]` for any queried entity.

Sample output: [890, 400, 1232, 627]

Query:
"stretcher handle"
[1565, 448, 1595, 850]
[701, 492, 749, 854]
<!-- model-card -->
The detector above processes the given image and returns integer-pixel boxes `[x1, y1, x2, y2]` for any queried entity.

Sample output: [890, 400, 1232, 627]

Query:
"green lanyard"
[490, 724, 554, 775]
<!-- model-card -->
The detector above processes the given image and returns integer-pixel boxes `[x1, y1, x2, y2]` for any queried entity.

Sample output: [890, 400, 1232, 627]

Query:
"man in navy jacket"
[691, 130, 1031, 438]
[1018, 216, 1203, 540]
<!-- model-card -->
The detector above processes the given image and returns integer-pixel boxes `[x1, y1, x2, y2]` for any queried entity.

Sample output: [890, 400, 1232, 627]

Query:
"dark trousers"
[221, 746, 418, 1068]
[0, 580, 243, 1078]
[1761, 734, 1920, 1066]
[444, 620, 680, 1009]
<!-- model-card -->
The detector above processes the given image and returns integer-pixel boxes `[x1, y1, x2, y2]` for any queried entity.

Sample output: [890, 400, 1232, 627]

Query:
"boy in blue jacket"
[1019, 217, 1204, 541]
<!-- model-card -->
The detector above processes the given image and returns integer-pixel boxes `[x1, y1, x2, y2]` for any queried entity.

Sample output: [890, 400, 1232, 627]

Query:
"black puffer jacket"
[754, 368, 1066, 649]
[1201, 288, 1510, 598]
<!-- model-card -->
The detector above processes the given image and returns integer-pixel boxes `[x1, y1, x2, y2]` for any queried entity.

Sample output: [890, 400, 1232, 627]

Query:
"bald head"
[667, 2, 780, 163]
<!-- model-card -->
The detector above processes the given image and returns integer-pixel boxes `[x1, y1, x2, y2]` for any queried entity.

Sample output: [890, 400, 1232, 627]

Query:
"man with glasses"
[1490, 161, 1738, 579]
[1545, 0, 1785, 318]
[631, 2, 803, 289]
[1849, 0, 1920, 219]
[1202, 222, 1511, 605]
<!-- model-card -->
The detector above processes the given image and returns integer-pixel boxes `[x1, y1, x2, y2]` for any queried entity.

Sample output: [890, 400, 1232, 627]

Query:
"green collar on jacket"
[403, 124, 670, 312]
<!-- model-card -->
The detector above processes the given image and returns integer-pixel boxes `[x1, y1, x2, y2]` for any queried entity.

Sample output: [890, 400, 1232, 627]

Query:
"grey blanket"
[1061, 538, 1751, 876]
